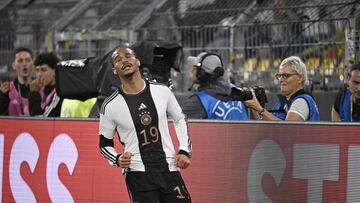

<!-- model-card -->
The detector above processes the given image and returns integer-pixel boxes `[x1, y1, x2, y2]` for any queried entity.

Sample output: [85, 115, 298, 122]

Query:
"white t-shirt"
[287, 98, 309, 120]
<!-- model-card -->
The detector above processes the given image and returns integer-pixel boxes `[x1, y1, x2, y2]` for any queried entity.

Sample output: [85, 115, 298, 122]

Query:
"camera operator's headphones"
[195, 53, 224, 83]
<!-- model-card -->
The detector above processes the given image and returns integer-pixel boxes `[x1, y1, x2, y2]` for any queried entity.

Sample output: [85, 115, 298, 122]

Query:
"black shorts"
[125, 171, 191, 203]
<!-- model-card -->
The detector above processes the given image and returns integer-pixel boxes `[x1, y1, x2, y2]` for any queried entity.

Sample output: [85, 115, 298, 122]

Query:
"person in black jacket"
[181, 52, 248, 120]
[29, 53, 63, 117]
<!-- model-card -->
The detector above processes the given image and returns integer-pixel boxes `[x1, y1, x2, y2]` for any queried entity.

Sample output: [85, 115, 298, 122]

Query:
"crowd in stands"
[0, 46, 359, 122]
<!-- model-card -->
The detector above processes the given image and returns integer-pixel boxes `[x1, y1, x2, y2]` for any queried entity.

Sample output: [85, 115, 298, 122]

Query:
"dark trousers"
[125, 171, 191, 203]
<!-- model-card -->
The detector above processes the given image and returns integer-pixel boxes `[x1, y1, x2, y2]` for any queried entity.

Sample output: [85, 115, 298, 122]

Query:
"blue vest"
[196, 91, 248, 120]
[271, 90, 320, 121]
[339, 89, 360, 122]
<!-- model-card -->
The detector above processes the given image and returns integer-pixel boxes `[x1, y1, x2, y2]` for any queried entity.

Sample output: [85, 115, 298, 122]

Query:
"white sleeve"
[288, 98, 309, 120]
[99, 107, 120, 166]
[166, 88, 192, 157]
[99, 108, 116, 139]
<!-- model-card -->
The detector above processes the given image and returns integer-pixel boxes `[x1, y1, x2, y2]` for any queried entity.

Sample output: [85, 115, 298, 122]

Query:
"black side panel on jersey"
[121, 82, 168, 172]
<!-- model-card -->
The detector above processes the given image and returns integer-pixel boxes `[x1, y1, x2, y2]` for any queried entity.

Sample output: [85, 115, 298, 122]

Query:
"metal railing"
[134, 18, 350, 92]
[0, 1, 356, 94]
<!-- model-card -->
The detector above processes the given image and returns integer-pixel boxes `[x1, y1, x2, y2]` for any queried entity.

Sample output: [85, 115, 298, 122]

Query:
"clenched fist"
[30, 78, 42, 92]
[118, 152, 133, 168]
[176, 154, 191, 169]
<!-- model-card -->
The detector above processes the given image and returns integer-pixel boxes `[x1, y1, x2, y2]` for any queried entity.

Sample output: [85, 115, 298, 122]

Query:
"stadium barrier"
[0, 117, 359, 202]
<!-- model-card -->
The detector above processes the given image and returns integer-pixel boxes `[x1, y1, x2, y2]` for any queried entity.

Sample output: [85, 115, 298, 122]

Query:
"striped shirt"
[99, 80, 192, 172]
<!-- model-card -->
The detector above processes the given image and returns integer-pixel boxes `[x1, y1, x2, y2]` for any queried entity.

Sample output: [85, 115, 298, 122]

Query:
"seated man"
[332, 63, 360, 122]
[181, 52, 248, 120]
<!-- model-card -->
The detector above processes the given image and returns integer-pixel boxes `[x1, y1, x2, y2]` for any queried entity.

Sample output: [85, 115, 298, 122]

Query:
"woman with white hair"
[245, 56, 320, 121]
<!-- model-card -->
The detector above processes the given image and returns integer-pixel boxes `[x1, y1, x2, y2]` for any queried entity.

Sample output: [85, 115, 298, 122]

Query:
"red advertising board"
[0, 118, 360, 202]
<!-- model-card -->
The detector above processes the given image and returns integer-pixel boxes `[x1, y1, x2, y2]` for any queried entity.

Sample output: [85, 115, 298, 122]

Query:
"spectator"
[29, 53, 63, 117]
[245, 56, 320, 121]
[181, 52, 248, 120]
[0, 47, 33, 116]
[332, 63, 360, 122]
[99, 47, 192, 202]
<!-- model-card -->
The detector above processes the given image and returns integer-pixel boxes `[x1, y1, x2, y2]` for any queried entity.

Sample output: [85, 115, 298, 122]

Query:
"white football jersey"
[99, 80, 192, 172]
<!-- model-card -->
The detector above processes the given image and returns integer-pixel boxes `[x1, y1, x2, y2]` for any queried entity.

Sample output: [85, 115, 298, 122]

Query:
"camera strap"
[268, 94, 287, 113]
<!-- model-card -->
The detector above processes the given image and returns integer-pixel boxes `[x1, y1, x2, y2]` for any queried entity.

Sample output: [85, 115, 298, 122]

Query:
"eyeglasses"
[275, 73, 299, 80]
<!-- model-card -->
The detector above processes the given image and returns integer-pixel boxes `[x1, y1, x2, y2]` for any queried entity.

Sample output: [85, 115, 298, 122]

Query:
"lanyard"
[350, 94, 353, 122]
[17, 83, 25, 116]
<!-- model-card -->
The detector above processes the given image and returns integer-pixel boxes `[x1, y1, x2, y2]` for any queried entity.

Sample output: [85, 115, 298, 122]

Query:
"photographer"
[181, 52, 248, 120]
[244, 56, 320, 121]
[331, 63, 360, 122]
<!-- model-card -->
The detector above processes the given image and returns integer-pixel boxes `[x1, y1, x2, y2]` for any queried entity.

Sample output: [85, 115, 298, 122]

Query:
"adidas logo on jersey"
[138, 103, 147, 110]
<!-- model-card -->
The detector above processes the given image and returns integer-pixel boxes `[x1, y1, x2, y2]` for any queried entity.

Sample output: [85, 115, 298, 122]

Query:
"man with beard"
[0, 47, 34, 116]
[332, 63, 360, 122]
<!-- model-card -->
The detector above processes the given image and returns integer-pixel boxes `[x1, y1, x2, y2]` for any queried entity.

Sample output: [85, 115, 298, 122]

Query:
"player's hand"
[176, 154, 191, 169]
[0, 81, 10, 93]
[30, 78, 41, 92]
[118, 152, 133, 168]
